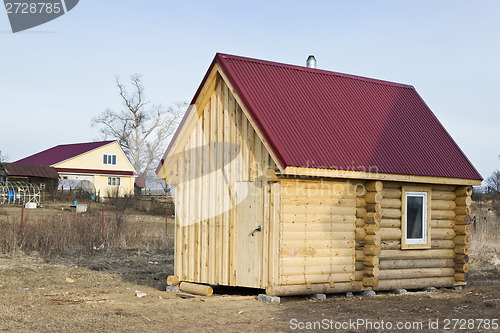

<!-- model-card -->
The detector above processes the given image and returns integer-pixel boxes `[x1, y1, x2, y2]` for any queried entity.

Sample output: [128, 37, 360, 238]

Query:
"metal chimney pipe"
[306, 55, 316, 68]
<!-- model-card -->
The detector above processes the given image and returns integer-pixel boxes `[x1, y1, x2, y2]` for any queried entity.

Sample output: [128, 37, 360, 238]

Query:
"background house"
[157, 53, 481, 296]
[0, 163, 59, 192]
[16, 140, 137, 197]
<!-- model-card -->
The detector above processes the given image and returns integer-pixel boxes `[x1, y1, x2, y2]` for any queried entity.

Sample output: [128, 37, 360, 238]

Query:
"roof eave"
[280, 166, 482, 186]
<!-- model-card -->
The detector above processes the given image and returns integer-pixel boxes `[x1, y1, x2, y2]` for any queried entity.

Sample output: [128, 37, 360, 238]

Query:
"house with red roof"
[17, 140, 137, 197]
[156, 53, 481, 296]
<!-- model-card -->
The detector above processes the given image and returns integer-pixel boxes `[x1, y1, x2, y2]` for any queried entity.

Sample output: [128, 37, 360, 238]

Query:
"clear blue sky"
[1, 0, 498, 182]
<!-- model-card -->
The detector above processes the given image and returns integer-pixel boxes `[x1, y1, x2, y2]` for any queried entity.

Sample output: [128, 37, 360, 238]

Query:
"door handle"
[251, 225, 262, 236]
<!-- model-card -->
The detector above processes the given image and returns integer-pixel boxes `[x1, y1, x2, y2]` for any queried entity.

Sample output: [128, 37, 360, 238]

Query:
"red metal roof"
[1, 163, 60, 179]
[15, 141, 116, 166]
[161, 53, 482, 181]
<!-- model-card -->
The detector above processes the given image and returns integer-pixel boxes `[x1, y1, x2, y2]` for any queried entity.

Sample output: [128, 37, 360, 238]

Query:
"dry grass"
[469, 199, 500, 266]
[0, 204, 170, 254]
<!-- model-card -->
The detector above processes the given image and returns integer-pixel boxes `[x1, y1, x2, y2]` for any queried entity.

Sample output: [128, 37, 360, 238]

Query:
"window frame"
[401, 187, 431, 249]
[108, 176, 121, 187]
[103, 154, 117, 165]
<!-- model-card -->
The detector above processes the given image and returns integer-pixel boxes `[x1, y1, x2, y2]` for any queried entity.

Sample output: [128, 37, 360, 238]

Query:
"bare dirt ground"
[1, 202, 500, 332]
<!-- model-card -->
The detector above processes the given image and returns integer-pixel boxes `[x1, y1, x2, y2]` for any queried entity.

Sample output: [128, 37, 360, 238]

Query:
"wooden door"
[235, 181, 263, 288]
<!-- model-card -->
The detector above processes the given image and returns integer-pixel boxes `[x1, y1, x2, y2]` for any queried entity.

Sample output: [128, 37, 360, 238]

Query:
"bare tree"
[486, 170, 500, 193]
[0, 151, 10, 163]
[92, 74, 186, 181]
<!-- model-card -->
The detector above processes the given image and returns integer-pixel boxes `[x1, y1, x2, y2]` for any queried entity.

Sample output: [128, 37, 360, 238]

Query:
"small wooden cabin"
[156, 53, 482, 296]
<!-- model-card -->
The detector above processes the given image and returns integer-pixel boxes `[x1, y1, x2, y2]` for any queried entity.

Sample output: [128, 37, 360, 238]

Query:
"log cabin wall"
[173, 74, 278, 288]
[270, 179, 472, 296]
[278, 179, 358, 287]
[372, 182, 471, 291]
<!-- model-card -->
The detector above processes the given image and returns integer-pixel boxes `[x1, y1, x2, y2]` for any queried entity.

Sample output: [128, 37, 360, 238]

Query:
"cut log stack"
[362, 181, 382, 288]
[355, 184, 367, 284]
[453, 186, 472, 285]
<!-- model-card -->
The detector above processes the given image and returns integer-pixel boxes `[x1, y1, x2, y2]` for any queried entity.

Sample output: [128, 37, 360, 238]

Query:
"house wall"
[268, 180, 471, 296]
[54, 142, 132, 172]
[278, 179, 358, 286]
[55, 142, 136, 197]
[173, 75, 278, 288]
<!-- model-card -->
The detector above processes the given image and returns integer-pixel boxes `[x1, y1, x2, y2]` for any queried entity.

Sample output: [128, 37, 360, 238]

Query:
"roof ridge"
[217, 53, 414, 90]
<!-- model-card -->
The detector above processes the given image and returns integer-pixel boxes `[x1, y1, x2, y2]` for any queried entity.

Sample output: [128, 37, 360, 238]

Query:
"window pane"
[108, 177, 112, 185]
[407, 196, 423, 239]
[116, 177, 120, 186]
[103, 155, 107, 164]
[108, 155, 112, 164]
[112, 155, 116, 165]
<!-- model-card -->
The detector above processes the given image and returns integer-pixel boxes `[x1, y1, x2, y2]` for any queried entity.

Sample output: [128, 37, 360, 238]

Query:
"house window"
[401, 188, 431, 249]
[108, 177, 120, 187]
[103, 154, 117, 165]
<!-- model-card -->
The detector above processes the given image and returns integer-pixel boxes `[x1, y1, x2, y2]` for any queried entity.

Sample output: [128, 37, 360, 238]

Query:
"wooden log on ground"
[365, 181, 383, 192]
[431, 200, 457, 210]
[167, 275, 180, 286]
[455, 196, 472, 207]
[266, 282, 363, 296]
[382, 188, 401, 199]
[378, 267, 454, 280]
[381, 198, 401, 209]
[373, 277, 454, 291]
[379, 249, 455, 260]
[380, 219, 401, 228]
[432, 191, 456, 201]
[379, 258, 454, 270]
[179, 282, 213, 296]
